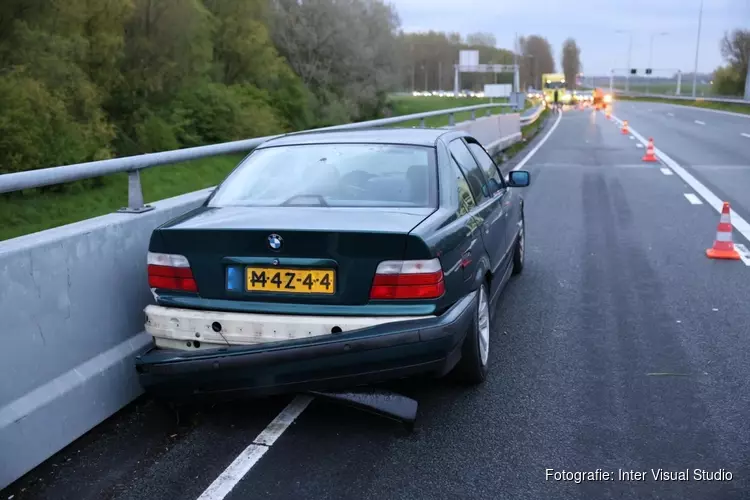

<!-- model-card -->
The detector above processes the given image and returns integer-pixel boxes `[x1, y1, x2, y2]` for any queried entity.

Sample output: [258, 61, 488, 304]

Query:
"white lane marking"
[741, 133, 750, 139]
[511, 110, 563, 172]
[684, 193, 703, 205]
[629, 136, 635, 140]
[735, 244, 750, 266]
[611, 113, 750, 253]
[661, 168, 674, 176]
[636, 143, 644, 148]
[197, 395, 314, 500]
[667, 112, 675, 117]
[694, 120, 706, 125]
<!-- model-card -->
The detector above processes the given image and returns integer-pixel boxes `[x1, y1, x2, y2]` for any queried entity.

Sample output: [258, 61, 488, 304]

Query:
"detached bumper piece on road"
[135, 292, 476, 401]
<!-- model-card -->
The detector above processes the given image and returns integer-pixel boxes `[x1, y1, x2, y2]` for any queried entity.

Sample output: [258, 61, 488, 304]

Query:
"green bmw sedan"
[135, 127, 530, 400]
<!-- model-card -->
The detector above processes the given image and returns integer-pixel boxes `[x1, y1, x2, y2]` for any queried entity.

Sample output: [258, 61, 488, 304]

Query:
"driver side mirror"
[508, 170, 530, 187]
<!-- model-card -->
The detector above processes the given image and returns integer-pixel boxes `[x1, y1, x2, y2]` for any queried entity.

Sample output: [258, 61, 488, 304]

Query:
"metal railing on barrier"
[613, 90, 750, 105]
[0, 102, 523, 213]
[520, 104, 545, 126]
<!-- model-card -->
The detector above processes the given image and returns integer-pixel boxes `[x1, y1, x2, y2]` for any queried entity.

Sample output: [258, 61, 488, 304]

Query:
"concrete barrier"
[0, 188, 213, 489]
[0, 117, 522, 488]
[454, 113, 522, 154]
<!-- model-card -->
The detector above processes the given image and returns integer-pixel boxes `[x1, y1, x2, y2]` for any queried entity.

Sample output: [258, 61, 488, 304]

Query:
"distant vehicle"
[592, 88, 613, 109]
[542, 73, 572, 105]
[526, 89, 543, 100]
[135, 128, 532, 400]
[572, 90, 593, 103]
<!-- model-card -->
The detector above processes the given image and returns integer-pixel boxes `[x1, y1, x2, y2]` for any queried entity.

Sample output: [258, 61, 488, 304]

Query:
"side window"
[466, 141, 505, 193]
[448, 139, 488, 204]
[451, 156, 476, 217]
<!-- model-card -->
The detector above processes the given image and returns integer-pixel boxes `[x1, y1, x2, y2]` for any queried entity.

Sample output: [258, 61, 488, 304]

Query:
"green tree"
[562, 38, 581, 90]
[712, 29, 749, 96]
[203, 0, 311, 130]
[519, 35, 554, 90]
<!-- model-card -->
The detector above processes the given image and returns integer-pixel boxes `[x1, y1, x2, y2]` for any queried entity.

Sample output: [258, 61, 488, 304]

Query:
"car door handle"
[460, 250, 472, 268]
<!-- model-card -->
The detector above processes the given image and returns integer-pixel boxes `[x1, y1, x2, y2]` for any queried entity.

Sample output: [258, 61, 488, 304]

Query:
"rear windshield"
[208, 143, 437, 208]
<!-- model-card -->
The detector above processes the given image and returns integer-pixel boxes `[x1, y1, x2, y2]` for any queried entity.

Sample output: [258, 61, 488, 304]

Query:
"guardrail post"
[419, 118, 425, 128]
[118, 170, 154, 213]
[470, 110, 476, 120]
[448, 113, 455, 126]
[485, 108, 491, 116]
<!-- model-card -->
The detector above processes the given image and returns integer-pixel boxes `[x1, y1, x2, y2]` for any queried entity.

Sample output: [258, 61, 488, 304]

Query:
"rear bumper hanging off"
[135, 292, 477, 400]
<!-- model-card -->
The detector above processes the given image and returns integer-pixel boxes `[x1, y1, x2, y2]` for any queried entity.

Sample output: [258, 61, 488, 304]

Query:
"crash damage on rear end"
[135, 136, 481, 400]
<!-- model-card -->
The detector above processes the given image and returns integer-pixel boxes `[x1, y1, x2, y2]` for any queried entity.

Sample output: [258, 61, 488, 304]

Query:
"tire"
[512, 213, 525, 275]
[453, 282, 490, 385]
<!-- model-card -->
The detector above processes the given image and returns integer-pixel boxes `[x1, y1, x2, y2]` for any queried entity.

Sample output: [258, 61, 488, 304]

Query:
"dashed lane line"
[610, 112, 750, 267]
[694, 120, 706, 125]
[196, 395, 314, 500]
[684, 193, 703, 205]
[661, 168, 674, 176]
[741, 133, 750, 139]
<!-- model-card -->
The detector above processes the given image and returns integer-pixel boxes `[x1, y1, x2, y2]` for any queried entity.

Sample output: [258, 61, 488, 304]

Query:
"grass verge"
[495, 108, 550, 165]
[388, 95, 509, 128]
[0, 95, 512, 242]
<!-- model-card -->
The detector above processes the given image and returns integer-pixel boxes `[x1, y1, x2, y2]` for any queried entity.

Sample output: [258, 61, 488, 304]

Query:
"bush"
[712, 65, 744, 96]
[0, 74, 112, 174]
[170, 82, 286, 147]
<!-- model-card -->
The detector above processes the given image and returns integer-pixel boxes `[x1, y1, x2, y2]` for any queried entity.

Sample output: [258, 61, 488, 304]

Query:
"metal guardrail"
[520, 104, 545, 126]
[613, 90, 750, 105]
[0, 103, 515, 212]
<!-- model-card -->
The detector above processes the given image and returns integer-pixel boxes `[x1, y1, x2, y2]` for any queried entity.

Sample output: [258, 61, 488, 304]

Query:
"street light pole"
[691, 0, 704, 98]
[626, 33, 633, 92]
[616, 30, 633, 92]
[647, 32, 668, 93]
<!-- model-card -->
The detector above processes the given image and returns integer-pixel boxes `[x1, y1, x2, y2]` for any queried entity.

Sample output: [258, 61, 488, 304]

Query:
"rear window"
[208, 143, 437, 208]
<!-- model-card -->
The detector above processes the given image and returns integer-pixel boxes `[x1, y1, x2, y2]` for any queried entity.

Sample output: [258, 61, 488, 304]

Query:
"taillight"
[369, 258, 445, 300]
[147, 252, 198, 292]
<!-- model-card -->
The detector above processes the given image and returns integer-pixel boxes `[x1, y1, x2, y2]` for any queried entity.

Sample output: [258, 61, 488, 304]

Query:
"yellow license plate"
[245, 267, 335, 294]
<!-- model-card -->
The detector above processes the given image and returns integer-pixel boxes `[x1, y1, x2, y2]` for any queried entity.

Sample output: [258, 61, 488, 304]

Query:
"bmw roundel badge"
[268, 233, 283, 251]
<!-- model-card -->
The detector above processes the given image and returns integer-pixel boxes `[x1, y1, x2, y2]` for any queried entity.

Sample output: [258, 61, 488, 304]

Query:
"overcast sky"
[391, 0, 749, 75]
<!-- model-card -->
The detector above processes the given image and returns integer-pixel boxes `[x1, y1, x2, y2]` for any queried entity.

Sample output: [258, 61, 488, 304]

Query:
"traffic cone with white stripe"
[706, 202, 740, 260]
[642, 138, 658, 162]
[621, 120, 629, 134]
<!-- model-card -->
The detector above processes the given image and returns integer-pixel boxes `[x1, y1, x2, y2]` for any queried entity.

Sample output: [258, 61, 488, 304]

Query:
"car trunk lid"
[155, 206, 436, 305]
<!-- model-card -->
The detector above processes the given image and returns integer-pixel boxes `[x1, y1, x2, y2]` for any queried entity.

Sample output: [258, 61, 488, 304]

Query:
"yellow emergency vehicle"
[542, 73, 572, 105]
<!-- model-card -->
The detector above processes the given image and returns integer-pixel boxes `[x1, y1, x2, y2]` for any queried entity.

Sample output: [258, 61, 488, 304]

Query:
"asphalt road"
[4, 102, 750, 500]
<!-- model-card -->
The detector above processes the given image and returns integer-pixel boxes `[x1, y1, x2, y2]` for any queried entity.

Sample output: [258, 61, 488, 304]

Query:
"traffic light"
[630, 69, 637, 75]
[645, 68, 652, 75]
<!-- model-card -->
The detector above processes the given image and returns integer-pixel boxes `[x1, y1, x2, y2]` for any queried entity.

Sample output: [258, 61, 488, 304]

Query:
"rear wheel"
[453, 282, 490, 385]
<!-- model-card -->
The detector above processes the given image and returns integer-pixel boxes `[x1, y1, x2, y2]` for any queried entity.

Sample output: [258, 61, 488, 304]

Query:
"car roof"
[258, 128, 461, 148]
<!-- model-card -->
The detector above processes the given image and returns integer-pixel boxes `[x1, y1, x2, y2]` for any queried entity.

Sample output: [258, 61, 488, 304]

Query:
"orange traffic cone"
[621, 120, 629, 134]
[642, 138, 658, 162]
[706, 202, 740, 260]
